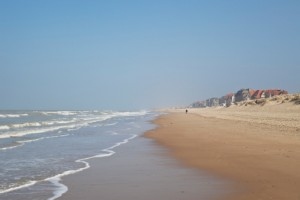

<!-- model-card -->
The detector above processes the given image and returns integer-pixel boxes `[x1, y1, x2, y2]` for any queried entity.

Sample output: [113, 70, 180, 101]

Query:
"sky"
[0, 0, 299, 110]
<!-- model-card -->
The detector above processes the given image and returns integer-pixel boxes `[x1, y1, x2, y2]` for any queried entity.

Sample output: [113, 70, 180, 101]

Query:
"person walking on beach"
[186, 109, 188, 114]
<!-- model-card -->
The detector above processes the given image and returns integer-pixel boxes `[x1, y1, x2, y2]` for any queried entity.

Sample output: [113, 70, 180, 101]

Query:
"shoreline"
[145, 104, 300, 200]
[58, 132, 229, 200]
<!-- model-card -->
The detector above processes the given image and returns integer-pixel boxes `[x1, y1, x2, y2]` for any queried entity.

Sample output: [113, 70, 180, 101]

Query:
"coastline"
[58, 132, 229, 200]
[146, 103, 300, 200]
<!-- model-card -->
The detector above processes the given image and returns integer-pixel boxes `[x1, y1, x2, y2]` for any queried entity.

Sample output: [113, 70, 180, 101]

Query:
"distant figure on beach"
[186, 109, 188, 114]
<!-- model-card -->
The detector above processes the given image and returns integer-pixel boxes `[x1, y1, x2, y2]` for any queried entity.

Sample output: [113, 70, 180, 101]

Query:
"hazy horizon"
[1, 0, 299, 110]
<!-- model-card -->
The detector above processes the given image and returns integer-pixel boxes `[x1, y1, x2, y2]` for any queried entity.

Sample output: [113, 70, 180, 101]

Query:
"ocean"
[0, 110, 158, 200]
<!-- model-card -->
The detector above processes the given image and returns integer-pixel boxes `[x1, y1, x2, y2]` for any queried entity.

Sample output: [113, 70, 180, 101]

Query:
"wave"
[40, 111, 78, 116]
[0, 124, 78, 139]
[46, 134, 137, 200]
[20, 134, 70, 144]
[0, 134, 70, 151]
[11, 122, 41, 128]
[0, 125, 10, 130]
[0, 110, 148, 119]
[0, 143, 21, 151]
[0, 114, 28, 118]
[0, 180, 38, 194]
[0, 121, 77, 135]
[0, 134, 138, 199]
[0, 110, 148, 139]
[112, 110, 148, 117]
[50, 119, 77, 124]
[9, 120, 77, 129]
[66, 127, 81, 132]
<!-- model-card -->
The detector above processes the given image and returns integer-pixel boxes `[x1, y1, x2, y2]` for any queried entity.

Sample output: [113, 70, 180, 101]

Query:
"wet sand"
[146, 105, 300, 200]
[58, 134, 229, 200]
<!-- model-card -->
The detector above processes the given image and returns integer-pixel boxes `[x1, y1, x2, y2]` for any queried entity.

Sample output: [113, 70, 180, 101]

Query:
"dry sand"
[146, 102, 300, 200]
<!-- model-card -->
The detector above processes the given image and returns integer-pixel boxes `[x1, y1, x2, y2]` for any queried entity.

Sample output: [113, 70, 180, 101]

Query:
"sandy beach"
[57, 101, 300, 200]
[146, 102, 300, 200]
[2, 0, 299, 199]
[59, 134, 229, 200]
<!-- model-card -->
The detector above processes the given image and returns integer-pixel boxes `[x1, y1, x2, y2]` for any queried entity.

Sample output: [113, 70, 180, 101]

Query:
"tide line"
[0, 134, 138, 199]
[47, 133, 137, 200]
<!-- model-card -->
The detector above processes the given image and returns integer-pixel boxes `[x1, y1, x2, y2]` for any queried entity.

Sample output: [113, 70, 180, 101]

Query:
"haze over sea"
[0, 110, 158, 199]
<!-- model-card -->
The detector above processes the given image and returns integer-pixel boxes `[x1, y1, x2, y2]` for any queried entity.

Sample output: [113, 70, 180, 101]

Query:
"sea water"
[0, 110, 158, 200]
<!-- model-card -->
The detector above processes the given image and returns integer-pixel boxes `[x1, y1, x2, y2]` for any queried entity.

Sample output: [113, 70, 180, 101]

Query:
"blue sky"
[1, 0, 299, 110]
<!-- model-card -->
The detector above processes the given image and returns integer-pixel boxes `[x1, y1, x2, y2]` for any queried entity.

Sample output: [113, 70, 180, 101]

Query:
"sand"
[58, 134, 229, 200]
[57, 101, 300, 200]
[146, 102, 300, 200]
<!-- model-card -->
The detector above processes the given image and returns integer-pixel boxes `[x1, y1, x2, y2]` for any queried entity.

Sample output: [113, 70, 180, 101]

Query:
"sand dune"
[189, 101, 300, 133]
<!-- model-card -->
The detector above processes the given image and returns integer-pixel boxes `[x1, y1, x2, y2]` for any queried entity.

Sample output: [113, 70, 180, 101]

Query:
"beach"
[2, 0, 299, 199]
[56, 101, 300, 200]
[2, 103, 299, 200]
[59, 131, 229, 200]
[0, 111, 172, 200]
[146, 102, 300, 200]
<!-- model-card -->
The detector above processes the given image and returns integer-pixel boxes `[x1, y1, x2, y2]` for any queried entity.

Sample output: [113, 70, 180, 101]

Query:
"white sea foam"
[41, 111, 77, 116]
[113, 110, 148, 117]
[0, 180, 38, 194]
[53, 120, 77, 124]
[20, 134, 70, 144]
[47, 177, 68, 200]
[0, 110, 151, 200]
[92, 122, 117, 128]
[0, 125, 10, 130]
[45, 160, 91, 200]
[0, 125, 77, 139]
[0, 110, 148, 139]
[66, 127, 82, 132]
[46, 134, 137, 200]
[5, 120, 75, 130]
[1, 121, 90, 139]
[0, 133, 138, 199]
[40, 119, 77, 126]
[0, 144, 23, 151]
[0, 114, 28, 118]
[0, 134, 70, 151]
[11, 122, 41, 128]
[40, 121, 65, 126]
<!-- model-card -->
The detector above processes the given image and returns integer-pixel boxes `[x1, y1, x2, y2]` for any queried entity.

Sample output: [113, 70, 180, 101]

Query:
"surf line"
[47, 133, 138, 200]
[0, 134, 138, 197]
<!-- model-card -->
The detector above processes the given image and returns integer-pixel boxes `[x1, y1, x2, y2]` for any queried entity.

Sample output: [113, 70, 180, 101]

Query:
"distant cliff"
[190, 88, 288, 108]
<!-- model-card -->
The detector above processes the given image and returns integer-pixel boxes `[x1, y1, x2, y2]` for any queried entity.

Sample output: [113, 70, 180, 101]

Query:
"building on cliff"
[206, 98, 220, 107]
[234, 88, 256, 102]
[219, 93, 234, 107]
